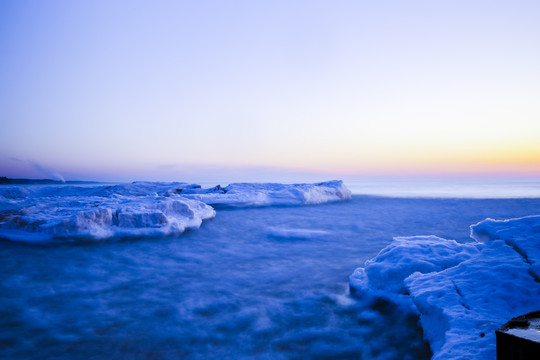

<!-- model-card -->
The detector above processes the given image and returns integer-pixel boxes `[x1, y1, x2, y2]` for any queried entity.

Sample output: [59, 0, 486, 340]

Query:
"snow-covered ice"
[350, 215, 540, 360]
[471, 216, 540, 282]
[0, 187, 216, 242]
[181, 180, 351, 207]
[0, 180, 351, 242]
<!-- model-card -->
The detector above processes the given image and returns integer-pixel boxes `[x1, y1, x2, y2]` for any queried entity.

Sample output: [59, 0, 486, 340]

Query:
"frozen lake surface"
[1, 187, 540, 359]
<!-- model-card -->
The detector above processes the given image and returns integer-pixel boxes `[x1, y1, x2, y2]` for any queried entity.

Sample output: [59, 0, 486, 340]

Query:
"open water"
[1, 194, 540, 359]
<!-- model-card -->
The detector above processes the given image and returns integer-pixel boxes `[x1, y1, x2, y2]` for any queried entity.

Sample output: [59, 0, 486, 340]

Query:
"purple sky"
[1, 1, 539, 182]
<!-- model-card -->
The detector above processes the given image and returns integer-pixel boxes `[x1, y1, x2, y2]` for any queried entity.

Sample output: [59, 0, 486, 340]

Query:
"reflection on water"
[1, 196, 539, 359]
[345, 178, 540, 198]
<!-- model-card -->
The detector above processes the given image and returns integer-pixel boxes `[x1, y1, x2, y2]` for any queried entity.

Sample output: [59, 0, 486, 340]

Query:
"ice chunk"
[0, 183, 215, 242]
[471, 215, 540, 278]
[349, 236, 480, 296]
[406, 240, 540, 360]
[182, 180, 351, 207]
[350, 215, 540, 360]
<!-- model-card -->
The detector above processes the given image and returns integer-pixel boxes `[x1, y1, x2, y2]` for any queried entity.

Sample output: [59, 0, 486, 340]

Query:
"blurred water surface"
[345, 178, 540, 198]
[1, 195, 540, 359]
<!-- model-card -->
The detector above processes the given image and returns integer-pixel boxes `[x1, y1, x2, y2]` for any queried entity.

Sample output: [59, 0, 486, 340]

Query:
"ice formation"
[181, 180, 351, 207]
[0, 182, 216, 242]
[350, 215, 540, 360]
[0, 180, 350, 242]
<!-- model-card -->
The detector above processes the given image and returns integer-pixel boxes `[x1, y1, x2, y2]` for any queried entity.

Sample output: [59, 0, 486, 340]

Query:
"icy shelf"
[180, 180, 352, 207]
[350, 215, 540, 360]
[0, 180, 351, 242]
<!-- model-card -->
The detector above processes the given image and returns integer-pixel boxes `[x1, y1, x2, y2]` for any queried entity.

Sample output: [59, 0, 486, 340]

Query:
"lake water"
[344, 177, 540, 198]
[2, 191, 540, 359]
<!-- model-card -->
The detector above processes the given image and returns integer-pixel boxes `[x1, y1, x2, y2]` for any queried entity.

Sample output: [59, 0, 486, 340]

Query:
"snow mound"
[350, 215, 540, 360]
[181, 180, 351, 207]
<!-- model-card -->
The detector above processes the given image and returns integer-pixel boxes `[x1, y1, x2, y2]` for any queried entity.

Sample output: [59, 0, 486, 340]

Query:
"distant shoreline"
[0, 177, 98, 185]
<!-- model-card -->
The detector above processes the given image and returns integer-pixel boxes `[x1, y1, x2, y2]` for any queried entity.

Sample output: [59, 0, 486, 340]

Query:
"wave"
[350, 215, 540, 360]
[267, 227, 330, 240]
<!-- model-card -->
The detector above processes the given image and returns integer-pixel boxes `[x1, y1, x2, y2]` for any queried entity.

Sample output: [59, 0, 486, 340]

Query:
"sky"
[1, 0, 539, 182]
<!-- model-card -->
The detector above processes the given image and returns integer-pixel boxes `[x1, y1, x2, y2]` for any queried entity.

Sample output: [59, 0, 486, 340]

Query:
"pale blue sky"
[1, 1, 539, 181]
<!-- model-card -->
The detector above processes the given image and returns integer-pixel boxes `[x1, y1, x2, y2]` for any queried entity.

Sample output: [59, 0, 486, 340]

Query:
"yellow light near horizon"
[260, 136, 540, 177]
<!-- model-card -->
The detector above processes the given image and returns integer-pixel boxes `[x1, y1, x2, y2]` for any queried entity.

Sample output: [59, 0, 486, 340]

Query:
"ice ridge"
[181, 180, 351, 207]
[0, 180, 351, 243]
[350, 215, 540, 360]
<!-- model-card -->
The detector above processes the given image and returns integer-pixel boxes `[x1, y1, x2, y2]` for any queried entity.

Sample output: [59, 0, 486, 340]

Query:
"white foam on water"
[267, 227, 330, 240]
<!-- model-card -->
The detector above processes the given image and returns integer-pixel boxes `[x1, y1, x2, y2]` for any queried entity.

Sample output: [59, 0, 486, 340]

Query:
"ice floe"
[0, 194, 215, 242]
[0, 180, 351, 242]
[181, 180, 351, 207]
[350, 215, 540, 360]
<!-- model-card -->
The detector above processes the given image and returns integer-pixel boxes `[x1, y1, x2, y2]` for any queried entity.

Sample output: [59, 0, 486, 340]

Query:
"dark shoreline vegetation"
[0, 177, 97, 185]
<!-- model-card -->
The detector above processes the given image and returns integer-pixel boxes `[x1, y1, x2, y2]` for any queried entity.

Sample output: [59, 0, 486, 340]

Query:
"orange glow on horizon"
[265, 145, 540, 178]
